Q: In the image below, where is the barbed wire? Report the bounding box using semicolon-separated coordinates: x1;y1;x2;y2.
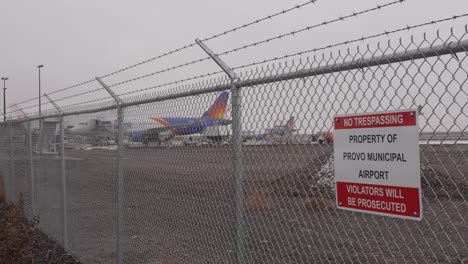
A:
117;70;225;97
11;96;115;118
201;0;318;43
12;0;400;108
216;0;404;58
111;12;468;103
4;96;40;110
105;0;400;89
233;13;468;71
99;0;318;79
48;78;96;96
3;97;57;117
7;71;225;113
5;12;465;116
3;103;41;117
108;57;212;88
7;0;462;115
8;1;318;109
59;96;114;110
4;79;98;113
52;88;104;103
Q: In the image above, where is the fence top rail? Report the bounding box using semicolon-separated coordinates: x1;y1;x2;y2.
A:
4;38;468;123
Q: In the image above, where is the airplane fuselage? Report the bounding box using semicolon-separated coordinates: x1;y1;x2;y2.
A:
156;117;231;135
128;117;232;143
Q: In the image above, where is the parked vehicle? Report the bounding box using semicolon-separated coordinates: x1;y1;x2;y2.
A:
316;132;334;144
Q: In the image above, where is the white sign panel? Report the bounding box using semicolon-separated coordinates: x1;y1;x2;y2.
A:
334;109;422;220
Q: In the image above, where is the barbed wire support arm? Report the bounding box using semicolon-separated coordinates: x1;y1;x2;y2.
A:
96;77;125;264
196;38;245;264
44;93;69;249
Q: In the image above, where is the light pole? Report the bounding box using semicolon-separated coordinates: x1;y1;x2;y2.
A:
1;77;8;122
38;65;44;129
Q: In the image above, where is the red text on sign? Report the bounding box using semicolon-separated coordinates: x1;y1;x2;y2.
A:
336;182;420;218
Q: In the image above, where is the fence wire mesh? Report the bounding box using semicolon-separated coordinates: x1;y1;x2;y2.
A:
64;111;119;263
0;123;12;204
0;26;467;264
11;121;31;218
31;118;64;244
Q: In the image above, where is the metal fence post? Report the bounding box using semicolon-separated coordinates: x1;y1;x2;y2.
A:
15;105;34;216
44;93;68;248
230;79;244;264
9;121;15;204
27;119;35;218
59;115;68;247
96;77;125;264
196;39;245;264
116;105;125;263
39;118;43;155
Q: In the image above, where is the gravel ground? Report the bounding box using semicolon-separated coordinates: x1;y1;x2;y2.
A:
5;143;468;263
0;203;81;264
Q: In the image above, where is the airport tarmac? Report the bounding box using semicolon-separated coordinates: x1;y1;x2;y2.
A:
9;143;468;263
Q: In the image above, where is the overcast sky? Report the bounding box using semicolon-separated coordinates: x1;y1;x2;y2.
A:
1;0;467;116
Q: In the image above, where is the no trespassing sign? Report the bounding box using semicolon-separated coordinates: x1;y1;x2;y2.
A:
334;109;422;220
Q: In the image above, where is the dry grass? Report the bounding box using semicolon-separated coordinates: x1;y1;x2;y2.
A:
245;188;273;212
245;187;336;212
303;197;335;210
0;204;80;264
0;205;32;264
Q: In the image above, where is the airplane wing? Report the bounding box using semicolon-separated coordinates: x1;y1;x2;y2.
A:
144;119;201;134
145;126;172;133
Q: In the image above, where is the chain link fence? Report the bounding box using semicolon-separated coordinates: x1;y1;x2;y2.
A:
0;27;467;264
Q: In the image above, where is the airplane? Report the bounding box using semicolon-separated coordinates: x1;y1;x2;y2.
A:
65;119;114;137
242;116;297;142
132;91;232;145
256;116;296;140
62;118;116;145
61;91;231;145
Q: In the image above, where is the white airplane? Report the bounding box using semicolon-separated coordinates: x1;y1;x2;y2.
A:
65;118;114;138
241;116;297;142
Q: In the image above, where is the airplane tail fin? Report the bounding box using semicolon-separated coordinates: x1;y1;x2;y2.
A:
286;116;294;129
202;91;229;119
